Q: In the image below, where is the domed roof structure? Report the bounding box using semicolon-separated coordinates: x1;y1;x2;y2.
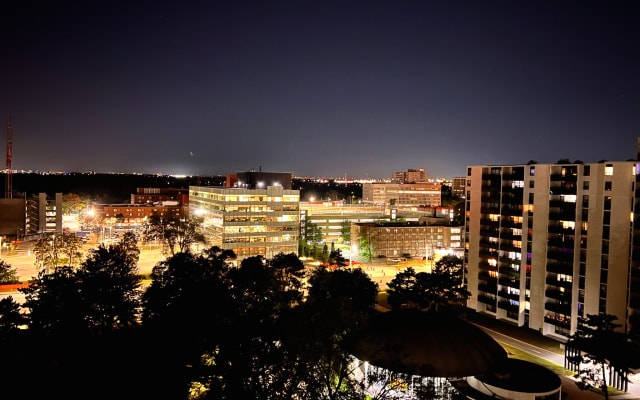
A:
348;309;508;377
473;358;561;393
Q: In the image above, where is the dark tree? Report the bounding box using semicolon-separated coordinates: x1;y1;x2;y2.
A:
328;248;348;268
78;240;142;333
566;313;632;399
20;266;84;337
291;267;379;399
0;260;19;284
423;255;470;312
144;212;206;255
386;256;469;313
194;253;308;399
386;267;418;310
0;296;27;335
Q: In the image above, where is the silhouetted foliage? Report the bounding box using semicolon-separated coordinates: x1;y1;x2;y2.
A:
0;296;27;335
0;260;19;284
566;313;631;399
78;241;142;333
387;256;469;313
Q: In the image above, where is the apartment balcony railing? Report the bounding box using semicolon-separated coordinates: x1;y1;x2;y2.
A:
501;207;523;216
477;294;497;306
544;315;571;329
546;250;575;262
479;219;500;227
546;262;574;276
545;288;571;301
499;232;522;241
548;225;575;235
498;290;520;301
546;277;573;289
544;301;572;315
547;237;575;248
550;173;578;182
548;186;577;196
498;277;520;288
478;283;498;294
498;300;520;313
499;220;523;229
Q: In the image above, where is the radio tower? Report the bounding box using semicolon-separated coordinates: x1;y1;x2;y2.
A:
5;116;13;199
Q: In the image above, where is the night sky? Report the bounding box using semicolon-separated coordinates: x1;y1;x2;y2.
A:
2;1;639;179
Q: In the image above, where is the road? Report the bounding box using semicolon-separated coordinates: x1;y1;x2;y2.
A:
1;240;166;305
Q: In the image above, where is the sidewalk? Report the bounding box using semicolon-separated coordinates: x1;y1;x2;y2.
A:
465;311;640;399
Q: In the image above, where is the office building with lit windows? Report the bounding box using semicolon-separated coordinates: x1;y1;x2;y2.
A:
465;161;640;340
362;182;442;208
189;171;300;260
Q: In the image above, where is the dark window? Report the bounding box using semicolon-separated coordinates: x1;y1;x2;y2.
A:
584;165;590;176
583;181;589;190
605;181;612;191
604;196;612;211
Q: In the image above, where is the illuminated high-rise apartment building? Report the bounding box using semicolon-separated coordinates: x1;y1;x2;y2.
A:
189;171;300;259
465;161;640;340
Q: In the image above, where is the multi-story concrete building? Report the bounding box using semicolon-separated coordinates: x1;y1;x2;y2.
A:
189;171;300;260
452;176;466;199
391;168;428;183
300;201;434;244
351;220;463;260
362;182;442;209
130;187;189;206
465;161;640;340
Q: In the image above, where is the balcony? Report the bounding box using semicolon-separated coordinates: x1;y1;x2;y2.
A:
546;262;574;275
499;231;522;241
546;249;575;262
499;243;521;253
548;186;577;196
545;288;571;301
498;290;520;301
547;236;575;248
498;300;520;313
498;277;520;288
545;301;572;315
546;277;573;289
550;173;578;182
477;294;497;306
501;206;523;216
544;315;571;329
500;219;523;229
498;265;520;277
548;225;575;235
478;283;498;294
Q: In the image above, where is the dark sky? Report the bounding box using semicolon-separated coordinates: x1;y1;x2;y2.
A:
2;1;639;179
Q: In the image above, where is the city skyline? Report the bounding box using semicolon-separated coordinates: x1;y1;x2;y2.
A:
2;1;639;178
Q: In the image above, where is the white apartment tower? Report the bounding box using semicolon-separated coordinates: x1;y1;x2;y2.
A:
465;161;640;340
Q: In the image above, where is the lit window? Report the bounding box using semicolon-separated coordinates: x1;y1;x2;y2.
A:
605;164;613;176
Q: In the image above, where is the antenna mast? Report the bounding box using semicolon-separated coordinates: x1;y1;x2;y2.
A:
5;116;13;199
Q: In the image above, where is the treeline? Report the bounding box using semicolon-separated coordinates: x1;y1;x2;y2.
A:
7;172;364;204
0;234;381;399
9;173;225;203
